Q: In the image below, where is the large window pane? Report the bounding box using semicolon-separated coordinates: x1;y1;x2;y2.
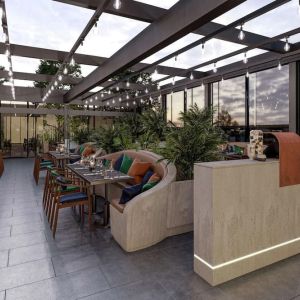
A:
249;65;289;127
187;85;205;109
166;91;184;126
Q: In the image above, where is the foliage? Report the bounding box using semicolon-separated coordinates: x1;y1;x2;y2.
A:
158;105;225;181
34;60;81;88
218;109;239;126
69;116;89;144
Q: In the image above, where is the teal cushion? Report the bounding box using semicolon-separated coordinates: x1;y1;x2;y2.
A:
119;155;133;174
141;181;158;192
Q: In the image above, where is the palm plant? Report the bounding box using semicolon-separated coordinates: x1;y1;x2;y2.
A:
159;104;225;181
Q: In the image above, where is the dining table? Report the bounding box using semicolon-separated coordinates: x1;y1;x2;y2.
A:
66;163;132;226
48;151;81;169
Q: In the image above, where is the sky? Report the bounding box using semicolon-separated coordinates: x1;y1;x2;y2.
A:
1;0;300;89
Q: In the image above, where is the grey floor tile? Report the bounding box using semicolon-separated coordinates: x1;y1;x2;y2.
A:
11;222;45;236
173;288;230;300
0;291;4;300
81;280;171;300
0;213;42;227
6;267;109;300
12;207;42;217
0;250;8;268
0;258;54;291
0;231;46;251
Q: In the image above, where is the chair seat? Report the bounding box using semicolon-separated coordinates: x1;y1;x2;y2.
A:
41;161;53;166
60;192;88;204
111;198;125;213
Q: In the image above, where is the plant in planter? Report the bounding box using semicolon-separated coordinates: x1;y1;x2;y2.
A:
159;104;224;181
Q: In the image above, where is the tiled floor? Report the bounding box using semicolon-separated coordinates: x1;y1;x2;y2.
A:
0;159;300;300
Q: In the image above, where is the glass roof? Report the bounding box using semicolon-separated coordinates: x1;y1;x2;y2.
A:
133;0;179;9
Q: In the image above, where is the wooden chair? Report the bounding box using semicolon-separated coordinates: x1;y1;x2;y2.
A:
33;154;54;185
49;173;92;238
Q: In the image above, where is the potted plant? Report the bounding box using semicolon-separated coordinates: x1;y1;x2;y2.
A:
158;105;225;229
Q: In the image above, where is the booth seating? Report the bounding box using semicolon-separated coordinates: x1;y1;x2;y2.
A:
96;150;190;252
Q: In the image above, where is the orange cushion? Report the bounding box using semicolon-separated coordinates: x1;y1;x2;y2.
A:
148;173;161;183
82;146;95;157
128;159;152;184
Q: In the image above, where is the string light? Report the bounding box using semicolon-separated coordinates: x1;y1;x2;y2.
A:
8;69;12;76
116;86;120;92
201;43;205;55
172;77;175;85
119;97;122;102
238;24;245;41
243;52;248;64
89;98;93;103
133;101;136;105
112;99;115;104
126;81;130;88
108;89;111;95
135;91;139;97
246;70;249;78
113;0;122;10
58;74;63;81
284;37;290;52
157;84;160;90
145;87;149;94
126;93;129;100
70;57;75;66
63;67;68;75
95;95;98;100
5;48;9;57
101;93;104;98
126;102;129;107
106;101;109;106
54;80;58;86
154;67;158;75
213;62;218;73
190;72;194;80
278;61;282;71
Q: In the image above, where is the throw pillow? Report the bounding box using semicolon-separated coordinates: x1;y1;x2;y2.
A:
141;170;154;186
119;184;143;204
128;159;152;184
141;173;161;192
113;154;124;171
120;154;133;174
79;145;85;155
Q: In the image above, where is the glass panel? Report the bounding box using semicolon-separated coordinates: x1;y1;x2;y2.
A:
166;94;172;123
171;91;184;126
134;0;179;9
187;85;205;109
218;76;245;126
249;65;289;127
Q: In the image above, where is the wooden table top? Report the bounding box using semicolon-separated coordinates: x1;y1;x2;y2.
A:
66;164;132;186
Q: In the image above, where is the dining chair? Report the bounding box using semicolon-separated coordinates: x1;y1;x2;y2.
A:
33;154;54;185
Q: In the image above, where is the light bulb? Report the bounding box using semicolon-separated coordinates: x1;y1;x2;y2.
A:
51;86;54;91
8;69;12;76
113;0;122;10
108;89;111;95
63;67;68;75
278;61;282;71
5;49;9;57
213;62;218;73
126;81;130;87
133;101;136;105
172;77;175;85
238;25;245;41
157;85;160;90
140;98;144;103
95;95;98;100
145;88;149;94
126;102;129;107
284;37;290;52
246;70;249;78
85;100;88;104
54;80;58;86
112;99;115;104
190;72;194;80
89;98;93;103
106;101;109;106
201;43;205;55
135;91;139;97
58;74;63;81
221;76;224;82
95;105;98;108
126;94;129;100
101;93;104;98
116;86;120;91
70;57;75;66
119;97;122;102
154;68;158;75
243;52;248;64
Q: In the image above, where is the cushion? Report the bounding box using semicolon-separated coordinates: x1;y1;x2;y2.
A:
60;192;88;204
233;145;244;155
142;181;159;192
82;146;95;158
79;145;85;154
56;176;72;185
113;154;124;171
141;170;154;186
61;185;80;192
119;154;133;174
40;161;53;166
103;158;112;168
128;159;152;184
119;183;143;204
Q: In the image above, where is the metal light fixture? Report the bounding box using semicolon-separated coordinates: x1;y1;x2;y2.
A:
243;52;248;64
213;62;218;73
278;61;282;71
113;0;122;10
190;72;194;80
238;24;245;41
284;37;290;52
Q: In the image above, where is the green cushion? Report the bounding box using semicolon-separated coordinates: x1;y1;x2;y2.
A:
61;185;79;192
79;145;85;154
50;170;59;177
103;159;111;168
142;181;158;192
233;145;244;155
119;154;133;174
41;161;53;166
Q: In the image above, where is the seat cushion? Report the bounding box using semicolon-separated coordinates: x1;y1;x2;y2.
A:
119;184;143;205
56;176;72;185
61;185;80;193
60;192;88;204
141;173;161;192
111;198;125;213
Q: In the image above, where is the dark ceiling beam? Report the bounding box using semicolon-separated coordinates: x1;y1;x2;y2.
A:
64;0;245;102
54;0;287;53
0;85;64;103
0;42;199;78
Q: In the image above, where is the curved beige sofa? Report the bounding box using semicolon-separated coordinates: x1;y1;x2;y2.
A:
96;150;191;252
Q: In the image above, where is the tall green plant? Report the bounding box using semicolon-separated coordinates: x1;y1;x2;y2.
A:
159;105;224;181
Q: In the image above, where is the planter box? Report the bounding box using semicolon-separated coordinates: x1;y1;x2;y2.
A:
167;179;194;230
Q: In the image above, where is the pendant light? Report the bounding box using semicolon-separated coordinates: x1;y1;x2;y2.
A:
213;62;218;73
113;0;122;10
243;52;248;64
238;24;245;41
284;37;290;52
278;61;282;71
190;72;194;80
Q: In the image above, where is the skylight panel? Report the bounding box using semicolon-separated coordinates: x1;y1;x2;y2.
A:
133;0;179;9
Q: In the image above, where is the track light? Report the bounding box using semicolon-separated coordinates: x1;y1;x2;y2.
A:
284;37;290;52
113;0;122;10
238;24;245;41
243;52;248;64
278;61;282;71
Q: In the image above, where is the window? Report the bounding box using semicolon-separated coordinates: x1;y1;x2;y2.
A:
187;85;205;109
249;65;289;127
166;91;184;126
